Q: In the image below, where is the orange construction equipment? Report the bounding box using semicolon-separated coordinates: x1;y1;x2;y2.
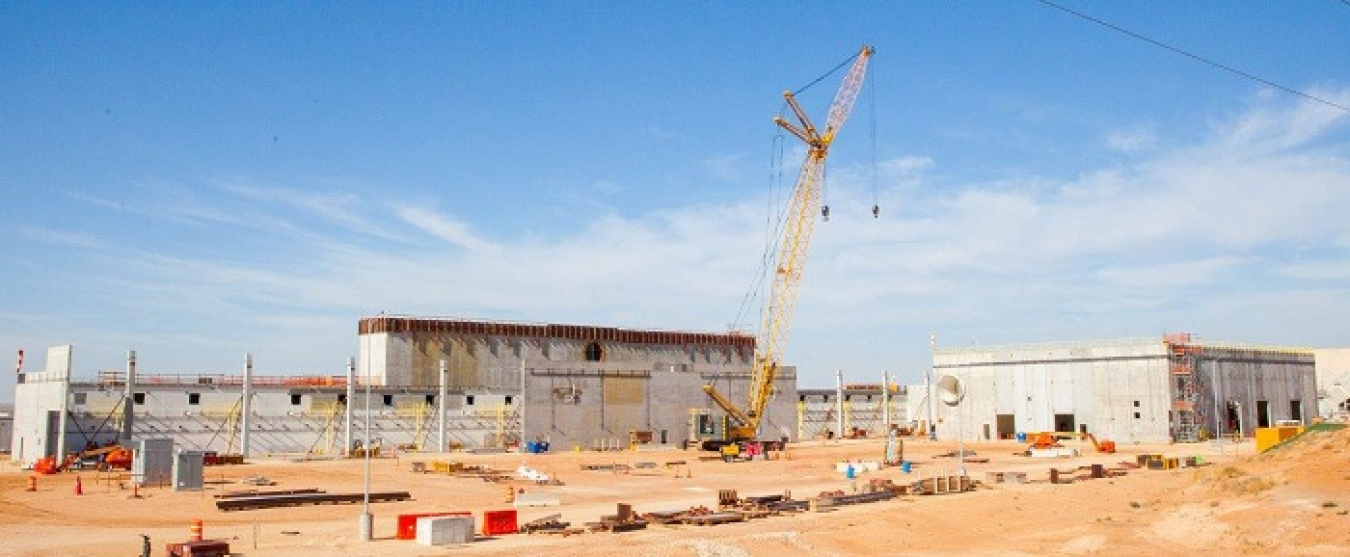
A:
1026;431;1116;453
1029;432;1060;449
32;456;59;475
1083;433;1116;454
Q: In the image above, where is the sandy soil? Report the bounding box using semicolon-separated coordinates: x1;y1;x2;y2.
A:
1;428;1347;556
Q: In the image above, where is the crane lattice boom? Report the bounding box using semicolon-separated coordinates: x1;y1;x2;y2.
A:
706;45;873;443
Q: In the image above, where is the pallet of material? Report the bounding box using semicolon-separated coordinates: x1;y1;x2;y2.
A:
580;463;631;472
215;488;324;499
519;513;571;533
683;512;746;526
642;510;688;524
215;491;412;511
819;490;896;506
766;500;809;513
911;475;973;495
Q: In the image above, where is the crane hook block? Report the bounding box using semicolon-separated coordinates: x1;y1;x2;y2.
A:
821;205;831;221
872;204;880;218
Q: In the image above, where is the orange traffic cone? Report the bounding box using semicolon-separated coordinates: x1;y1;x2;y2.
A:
189;519;203;542
26;475;37;492
74;476;83;495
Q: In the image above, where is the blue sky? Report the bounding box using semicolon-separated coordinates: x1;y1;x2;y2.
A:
3;2;1348;398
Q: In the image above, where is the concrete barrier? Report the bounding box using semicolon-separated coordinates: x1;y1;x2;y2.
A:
416;515;474;546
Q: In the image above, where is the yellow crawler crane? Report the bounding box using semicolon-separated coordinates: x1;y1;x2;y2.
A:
702;45;874;448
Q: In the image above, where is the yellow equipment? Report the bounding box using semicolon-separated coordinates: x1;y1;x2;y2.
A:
702;45;874;448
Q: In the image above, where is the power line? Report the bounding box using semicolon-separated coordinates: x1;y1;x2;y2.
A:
1036;0;1349;113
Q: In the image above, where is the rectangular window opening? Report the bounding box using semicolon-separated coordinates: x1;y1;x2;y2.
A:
188;393;201;405
290;394;302;406
133;392;146;405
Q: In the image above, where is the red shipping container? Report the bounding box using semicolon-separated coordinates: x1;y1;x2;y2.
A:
396;512;472;540
481;509;518;536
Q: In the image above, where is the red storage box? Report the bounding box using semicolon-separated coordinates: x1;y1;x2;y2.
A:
482;509;518;536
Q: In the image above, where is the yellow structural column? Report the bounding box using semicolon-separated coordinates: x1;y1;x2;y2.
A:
844;401;852;436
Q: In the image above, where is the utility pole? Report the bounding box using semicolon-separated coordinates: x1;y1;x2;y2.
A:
439;359;448;454
928;333;937;440
241;354;252;459
359;355;372;542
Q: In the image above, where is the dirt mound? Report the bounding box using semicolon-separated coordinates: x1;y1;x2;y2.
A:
1193;465;1274;496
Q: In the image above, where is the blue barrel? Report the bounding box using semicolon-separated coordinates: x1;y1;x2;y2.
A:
539;442;550;453
526;441;538;453
1016;432;1027;443
901;461;912;474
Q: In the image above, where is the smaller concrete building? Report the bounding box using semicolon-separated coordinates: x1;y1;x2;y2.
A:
931;334;1316;445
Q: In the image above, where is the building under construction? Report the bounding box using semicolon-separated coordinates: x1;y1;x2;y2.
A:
797;383;908;440
929;334;1317;445
9;316;799;466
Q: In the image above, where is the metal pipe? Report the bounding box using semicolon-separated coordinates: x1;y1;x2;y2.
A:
56;347;71;462
881;370;891;433
835;370;844;439
929;333;937;440
122;350;136;444
345;358;355;456
439;359;448;453
241;354;252;459
360;352;372;541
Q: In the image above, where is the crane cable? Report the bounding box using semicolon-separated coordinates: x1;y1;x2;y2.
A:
868;60;880;218
732;128;787;333
733;47;872;331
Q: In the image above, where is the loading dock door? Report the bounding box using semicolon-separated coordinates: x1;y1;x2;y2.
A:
1054;414;1075;433
1256;400;1271;428
995;414;1015;439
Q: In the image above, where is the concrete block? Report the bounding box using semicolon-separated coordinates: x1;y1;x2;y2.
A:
512;492;562;507
416;516;474;546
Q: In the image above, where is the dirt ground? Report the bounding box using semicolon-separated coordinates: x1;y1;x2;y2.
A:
1;428;1347;556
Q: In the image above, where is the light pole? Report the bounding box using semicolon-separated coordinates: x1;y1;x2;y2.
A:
928;333;936;441
358;355;372;542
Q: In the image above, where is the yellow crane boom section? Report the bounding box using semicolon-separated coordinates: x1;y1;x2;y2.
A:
705;45;873;442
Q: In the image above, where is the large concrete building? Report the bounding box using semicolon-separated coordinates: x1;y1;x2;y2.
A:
9;316;798;467
357;315;797;450
929;334;1317;445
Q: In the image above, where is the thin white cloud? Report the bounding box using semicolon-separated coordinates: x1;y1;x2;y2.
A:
701;154;746;182
1105;123;1157;152
1095;257;1251;289
395;206;501;254
15;226;105;248
223;184;406;242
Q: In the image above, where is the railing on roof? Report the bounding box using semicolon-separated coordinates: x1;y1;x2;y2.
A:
934;335;1314;357
357;314;756;349
1186;341;1314;356
92;371;349;387
932;337;1161;356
